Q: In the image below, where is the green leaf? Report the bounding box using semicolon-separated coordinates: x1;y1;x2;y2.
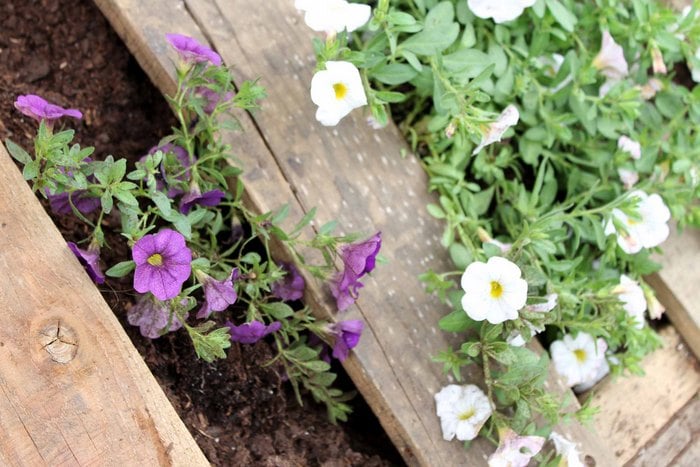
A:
442;49;492;78
106;260;136;278
261;302;295;320
22;160;40;180
374;91;408;103
5;139;32;164
546;0;577;32
438;310;475;333
372;63;418;85
190;326;232;363
449;243;472;270
401;25;460;56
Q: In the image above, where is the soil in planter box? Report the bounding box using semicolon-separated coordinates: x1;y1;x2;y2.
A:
0;1;402;465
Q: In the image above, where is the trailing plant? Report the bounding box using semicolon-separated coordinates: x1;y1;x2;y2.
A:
7;33;383;423
297;0;700;461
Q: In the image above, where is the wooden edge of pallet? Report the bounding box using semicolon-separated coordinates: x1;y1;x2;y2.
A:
582;326;700;464
92;0;618;465
0;143;208;466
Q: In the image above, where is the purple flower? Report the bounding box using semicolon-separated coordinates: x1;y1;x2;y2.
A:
67;242;105;284
48;191;101;215
197;86;234;114
179;189;226;214
14;94;82;123
166;33;222;66
132;229;192;300
271;262;305;301
127;295;185;339
196;269;239;319
330;232;382;311
329;320;364;362
227;320;282;344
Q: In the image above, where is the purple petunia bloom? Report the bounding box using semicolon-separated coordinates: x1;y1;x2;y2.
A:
48;190;101;215
197;86;234;115
179;189;226;214
227;320;282;344
14;94;82;123
166;33;222;66
196;268;239;319
271;262;305;302
329;320;364;362
127;295;185;339
67;242;105;284
330;232;382;311
132;229;192;300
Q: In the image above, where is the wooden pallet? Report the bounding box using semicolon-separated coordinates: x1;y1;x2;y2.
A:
89;0;618;465
0;143;208;465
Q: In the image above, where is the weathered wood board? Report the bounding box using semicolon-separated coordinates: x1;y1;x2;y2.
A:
647;226;700;360
0;143;209;466
91;0;618;465
629;396;700;467
584;326;700;465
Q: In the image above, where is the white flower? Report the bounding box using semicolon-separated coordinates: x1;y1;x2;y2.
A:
651;46;667;75
467;0;536;24
639;78;663;100
604;191;671;255
549;432;585;467
435;384;492;441
310;61;367;126
524;293;558;313
461;256;528;324
617;135;641;160
618;168;639;190
295;0;371;34
645;289;665;320
573;356;610;393
593;31;629;81
472;105;520;155
550;332;608;387
488;428;545;467
614;274;646;329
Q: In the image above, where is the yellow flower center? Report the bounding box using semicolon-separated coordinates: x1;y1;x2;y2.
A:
574;349;587;363
458;408;475;421
333;82;348;100
490;281;504;298
147;253;163;266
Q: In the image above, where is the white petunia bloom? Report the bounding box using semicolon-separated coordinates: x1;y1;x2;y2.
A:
461;256;528;324
435;384;492;441
488;428;545;467
593;31;629;81
295;0;372;34
549;432;585;467
618;168;639;190
573;356;610;393
646;290;665;320
639;78;663;100
310;61;367;126
614;274;647;329
617;135;641;160
604;191;671;255
467;0;536;24
651;46;667;75
550;332;608;387
472;105;520;155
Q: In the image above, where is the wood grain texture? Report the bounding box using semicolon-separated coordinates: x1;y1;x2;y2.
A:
586;326;700;465
0;143;209;466
628;396;700;467
92;0;617;465
646;226;700;359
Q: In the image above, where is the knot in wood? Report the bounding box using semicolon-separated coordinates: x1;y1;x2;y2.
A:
38;320;78;364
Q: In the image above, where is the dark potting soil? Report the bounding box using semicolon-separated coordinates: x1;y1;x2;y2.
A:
0;0;403;465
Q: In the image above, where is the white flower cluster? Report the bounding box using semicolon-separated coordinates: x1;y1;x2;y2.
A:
295;0;370;126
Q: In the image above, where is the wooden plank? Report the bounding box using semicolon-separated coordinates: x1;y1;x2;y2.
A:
585;326;700;465
92;1;618;465
0;143;209;465
647;226;700;359
629;396;700;467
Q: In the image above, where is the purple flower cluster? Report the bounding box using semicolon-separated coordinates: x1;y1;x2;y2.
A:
132;229;192;300
271;262;305;301
166;33;222;66
330;232;382;311
227;320;282;344
67;242;105;284
14;94;82;124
